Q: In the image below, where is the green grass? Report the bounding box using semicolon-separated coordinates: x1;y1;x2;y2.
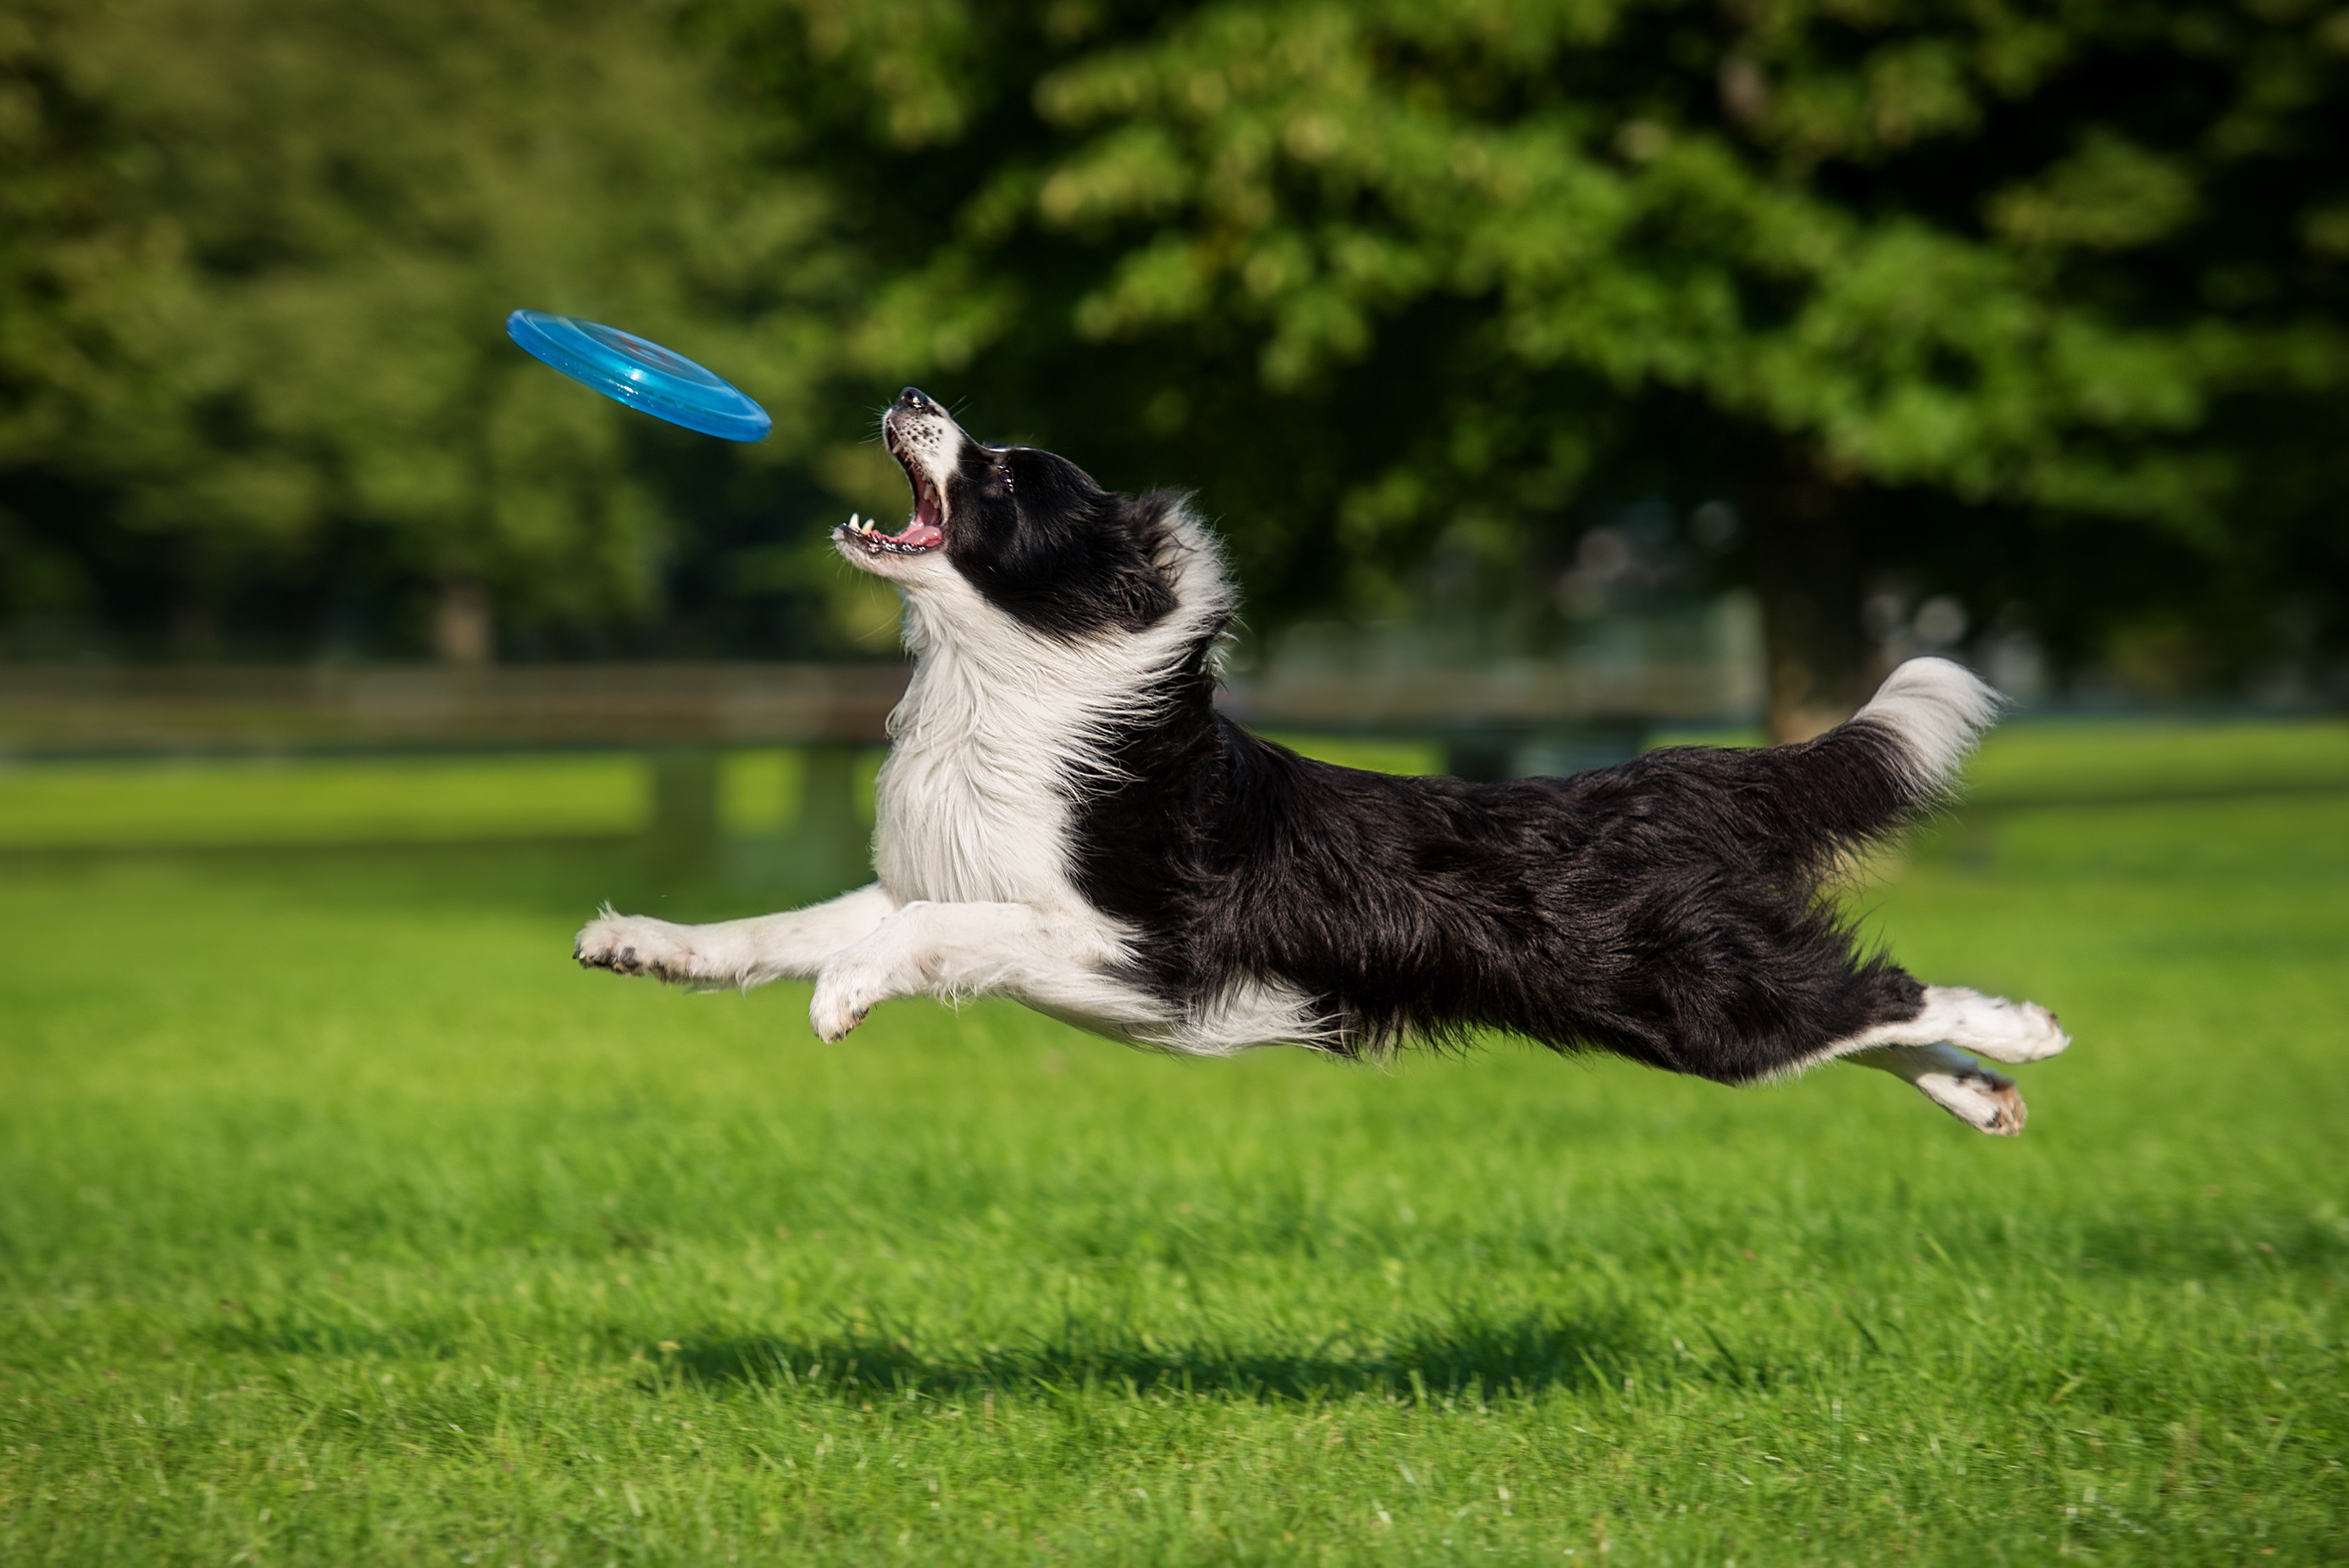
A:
2;724;2346;1564
0;749;890;849
1963;718;2349;804
0;753;649;849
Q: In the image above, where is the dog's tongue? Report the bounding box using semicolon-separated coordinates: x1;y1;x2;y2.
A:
893;485;944;549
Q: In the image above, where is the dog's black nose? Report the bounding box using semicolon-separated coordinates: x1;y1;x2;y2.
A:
897;386;931;412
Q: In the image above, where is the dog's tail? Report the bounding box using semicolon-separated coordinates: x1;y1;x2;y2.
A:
1606;656;2000;876
1765;656;2002;861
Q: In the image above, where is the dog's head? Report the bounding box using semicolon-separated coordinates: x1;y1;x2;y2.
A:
834;387;1181;639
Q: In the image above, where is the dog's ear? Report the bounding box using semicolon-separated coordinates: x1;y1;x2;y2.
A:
1094;492;1180;631
950;448;1177;636
998;447;1099;517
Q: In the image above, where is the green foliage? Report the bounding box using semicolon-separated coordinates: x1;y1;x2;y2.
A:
2;0;2346;680
738;0;2349;681
2;728;2347;1561
1;0;843;652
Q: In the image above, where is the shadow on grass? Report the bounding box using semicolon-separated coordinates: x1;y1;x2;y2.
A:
657;1310;1643;1403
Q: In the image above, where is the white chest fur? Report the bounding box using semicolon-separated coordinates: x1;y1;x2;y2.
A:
869;521;1236;917
873;642;1083;908
853;526;1323;1056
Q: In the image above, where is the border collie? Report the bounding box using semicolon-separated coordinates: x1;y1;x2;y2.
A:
577;387;2070;1133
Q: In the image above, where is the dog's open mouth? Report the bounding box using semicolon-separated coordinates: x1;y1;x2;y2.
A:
838;428;946;556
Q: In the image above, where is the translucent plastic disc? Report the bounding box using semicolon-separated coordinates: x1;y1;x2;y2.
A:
506;310;771;442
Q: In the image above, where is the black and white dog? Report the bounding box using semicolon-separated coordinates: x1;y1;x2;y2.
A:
577;387;2070;1133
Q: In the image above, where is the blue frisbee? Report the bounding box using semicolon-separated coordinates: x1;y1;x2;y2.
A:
505;309;770;442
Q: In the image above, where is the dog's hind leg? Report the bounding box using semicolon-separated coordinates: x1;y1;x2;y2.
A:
1838;984;2070;1064
1847;1042;2028;1135
1816;985;2068;1135
576;883;898;987
806;900;1169;1044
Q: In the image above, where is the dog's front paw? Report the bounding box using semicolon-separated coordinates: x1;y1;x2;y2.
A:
574;912;699;983
808;960;883;1042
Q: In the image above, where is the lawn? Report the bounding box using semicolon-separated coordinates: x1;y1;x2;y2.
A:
1;722;2345;1565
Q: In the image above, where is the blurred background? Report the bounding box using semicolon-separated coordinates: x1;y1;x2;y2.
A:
2;0;2347;861
5;12;2348;1558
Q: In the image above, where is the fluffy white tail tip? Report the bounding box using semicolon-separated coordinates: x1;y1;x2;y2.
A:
1854;656;2002;792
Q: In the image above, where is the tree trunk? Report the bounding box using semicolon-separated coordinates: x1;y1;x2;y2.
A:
169;534;221;658
647;747;721;882
1744;459;1869;744
431;575;494;665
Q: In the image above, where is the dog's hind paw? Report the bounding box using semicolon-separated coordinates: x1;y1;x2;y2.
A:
1916;1060;2027;1136
1848;1041;2032;1135
575;912;701;983
1923;986;2071;1064
1971;997;2070;1064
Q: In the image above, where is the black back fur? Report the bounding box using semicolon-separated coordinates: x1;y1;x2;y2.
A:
937;424;1941;1083
1072;671;1930;1081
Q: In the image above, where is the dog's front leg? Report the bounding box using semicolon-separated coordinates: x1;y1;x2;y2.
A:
576;883;898;988
808;901;1149;1042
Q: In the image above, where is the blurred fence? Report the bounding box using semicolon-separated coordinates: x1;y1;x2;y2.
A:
0;658;1765;877
6;664;2347;905
0;663;911;754
0;658;1760;756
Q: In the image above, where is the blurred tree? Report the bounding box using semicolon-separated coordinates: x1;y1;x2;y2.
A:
0;0;844;660
729;0;2349;731
5;0;2345;716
